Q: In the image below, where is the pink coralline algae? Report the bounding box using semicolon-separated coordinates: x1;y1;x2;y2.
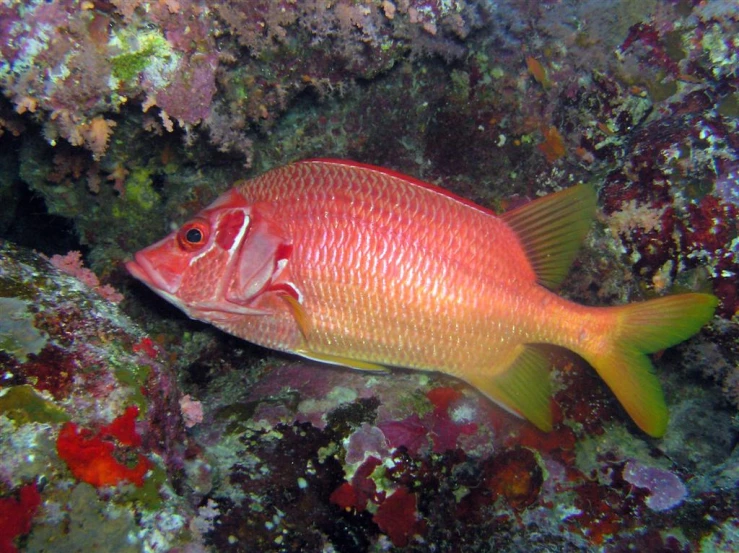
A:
623;460;688;512
48;251;123;304
714;162;739;208
376;387;479;455
345;423;389;465
377;413;429;456
179;394;204;428
0;0;484;161
153;53;218;124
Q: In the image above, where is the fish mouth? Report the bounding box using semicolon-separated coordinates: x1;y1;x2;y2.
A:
125;257;148;283
125;252;181;295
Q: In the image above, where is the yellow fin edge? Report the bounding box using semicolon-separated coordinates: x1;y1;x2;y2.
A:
464;345;553;432
295;349;390;372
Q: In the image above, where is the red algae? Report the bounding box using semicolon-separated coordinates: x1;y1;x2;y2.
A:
372;487;424;547
132;337;160;360
0;483;41;553
329;456;382;513
485;448;544;510
56;406;151;488
13;345;76;400
426;386;463;411
329;482;363;513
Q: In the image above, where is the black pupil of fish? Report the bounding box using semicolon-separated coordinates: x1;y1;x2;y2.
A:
186;228;203;243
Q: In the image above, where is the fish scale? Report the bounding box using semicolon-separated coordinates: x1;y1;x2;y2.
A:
233;163;572;383
127;159;718;437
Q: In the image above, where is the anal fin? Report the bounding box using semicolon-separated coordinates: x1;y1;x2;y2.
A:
464;345;553;432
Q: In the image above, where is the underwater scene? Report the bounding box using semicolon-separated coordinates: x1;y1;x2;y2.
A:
0;0;737;551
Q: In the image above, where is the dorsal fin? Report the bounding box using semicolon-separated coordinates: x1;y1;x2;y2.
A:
501;183;597;289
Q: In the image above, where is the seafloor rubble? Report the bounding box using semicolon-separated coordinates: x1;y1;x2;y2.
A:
1;0;738;552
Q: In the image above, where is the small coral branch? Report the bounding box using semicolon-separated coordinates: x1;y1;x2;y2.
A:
48;251;124;304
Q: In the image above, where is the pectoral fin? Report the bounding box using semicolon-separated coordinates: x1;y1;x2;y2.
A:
295;349;390;372
279;293;311;341
465;345;553;432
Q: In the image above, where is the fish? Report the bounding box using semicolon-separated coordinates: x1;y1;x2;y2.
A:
126;159;717;437
526;56;550;89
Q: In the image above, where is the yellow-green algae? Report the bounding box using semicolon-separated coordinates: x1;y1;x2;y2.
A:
114;364;152;412
0;385;70;424
0;297;47;360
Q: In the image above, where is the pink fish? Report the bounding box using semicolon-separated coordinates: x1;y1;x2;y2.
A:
127;159;717;437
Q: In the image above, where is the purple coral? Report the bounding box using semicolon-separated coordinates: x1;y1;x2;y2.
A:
623;460;688;512
345;423;390;464
154;53;218;124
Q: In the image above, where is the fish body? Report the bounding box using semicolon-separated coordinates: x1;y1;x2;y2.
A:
127;159;717;436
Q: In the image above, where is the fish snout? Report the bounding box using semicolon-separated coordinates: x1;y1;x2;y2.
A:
126;248;184;296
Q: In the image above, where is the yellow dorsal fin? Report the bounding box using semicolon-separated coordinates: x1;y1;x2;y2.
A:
464;345;553;431
295;349;390;372
502;183;597;289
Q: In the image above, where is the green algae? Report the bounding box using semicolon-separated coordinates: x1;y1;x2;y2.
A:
0;385;70;424
215;401;260;435
398;389;434;418
114;364;151;412
646;75;678;102
127;462;167;510
717;93;739;117
26;483;139;553
0;275;36;301
113;167;160;218
0;297;47;360
111;32;172;84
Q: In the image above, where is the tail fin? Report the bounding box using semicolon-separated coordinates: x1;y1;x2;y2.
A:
582;293;718;437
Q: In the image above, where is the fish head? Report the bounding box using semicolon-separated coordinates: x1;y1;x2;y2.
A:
126;188;294;324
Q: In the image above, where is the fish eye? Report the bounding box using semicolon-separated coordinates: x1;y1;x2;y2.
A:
177;219;210;252
186;228;202;243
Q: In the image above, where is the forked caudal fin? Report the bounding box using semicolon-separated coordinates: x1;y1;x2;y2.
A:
582;292;718;437
468;293;718;437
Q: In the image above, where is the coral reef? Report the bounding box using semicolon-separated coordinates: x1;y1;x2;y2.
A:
0;0;738;551
187;356;736;552
0;242;211;551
